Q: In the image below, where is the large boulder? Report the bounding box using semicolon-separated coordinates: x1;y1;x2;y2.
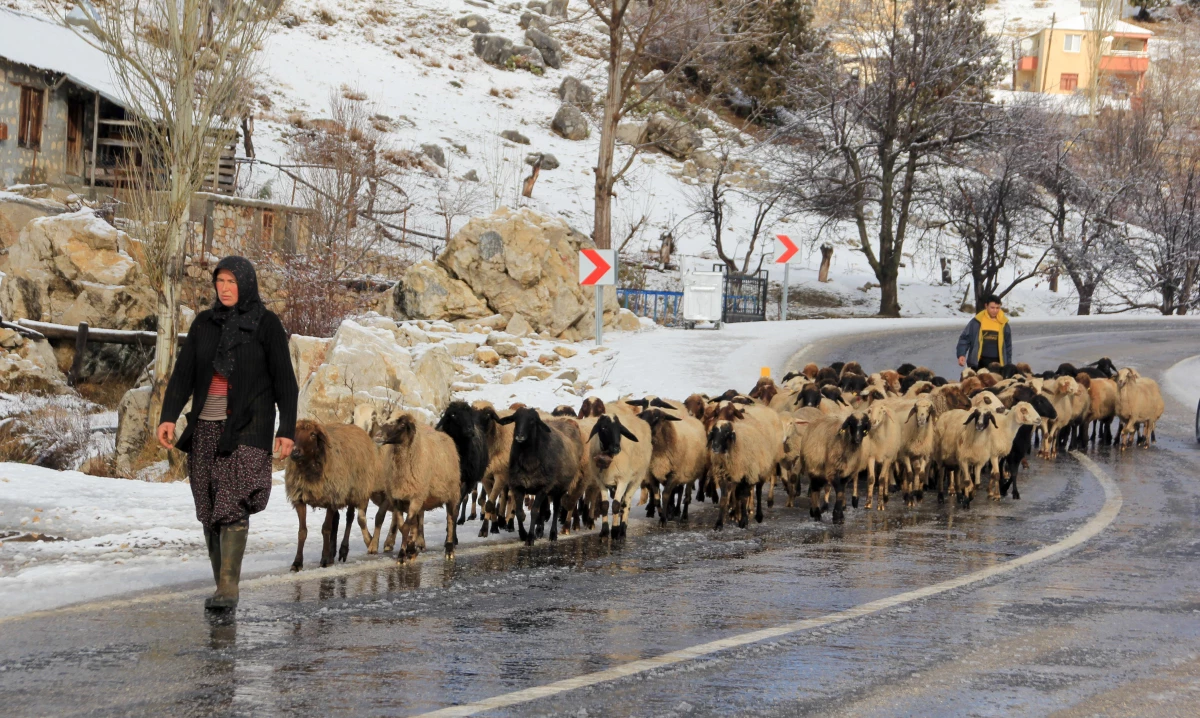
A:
395;260;492;322
0;331;67;393
547;0;569;18
557;76;594;110
645;112;703;160
297;319;457;427
289;334;332;386
439;207;617;337
456;13;491;33
510;45;545;71
552;104;589;141
0;210;156;330
519;11;550;32
524;28;563;69
0;193;66;273
473;34;514;65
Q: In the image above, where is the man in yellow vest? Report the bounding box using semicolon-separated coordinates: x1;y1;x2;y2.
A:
956;294;1012;370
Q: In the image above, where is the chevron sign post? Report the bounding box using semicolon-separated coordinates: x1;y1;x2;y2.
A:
774;234;798;321
580;248;616;346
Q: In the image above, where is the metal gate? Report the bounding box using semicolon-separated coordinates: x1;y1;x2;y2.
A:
715;264;768;323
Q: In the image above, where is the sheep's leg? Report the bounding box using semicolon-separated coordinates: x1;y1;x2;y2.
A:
416;515;427;552
714;480;731;531
808;477;826;521
754;481;764;524
1147;419;1158;447
469;487;478;521
384;510;401;553
356;503;374;555
291;503;307;572
445;502;457;559
851;467;861;509
515;491;534;545
598;496;611;538
658;480;674;526
765;469;776;509
864;462;876;511
337;506;353;562
878;461;893;510
456;493;468;526
683;482;693;521
831;475;848;524
320;507;338;568
988;457;1003;500
366;500;388;554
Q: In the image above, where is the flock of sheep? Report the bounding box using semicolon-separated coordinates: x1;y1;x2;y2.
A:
281;357;1165;568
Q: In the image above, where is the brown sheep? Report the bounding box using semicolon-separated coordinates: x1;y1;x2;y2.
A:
1115;368;1164;450
878;369;901;395
641;407;709;522
579;397;606;418
931;384;972;414
748;376;780;406
683;393;707;421
377;414;461;562
285;420;386;571
475;403;515;537
1084;376;1119;445
802;362;820;379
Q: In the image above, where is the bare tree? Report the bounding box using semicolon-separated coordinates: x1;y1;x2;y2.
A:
582;0;758;251
433;162;486;245
61;0;278;450
935;110;1049;307
782;0;1003;316
1085;0;1121;115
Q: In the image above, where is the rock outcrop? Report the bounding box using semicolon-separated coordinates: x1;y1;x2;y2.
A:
0;193;66;273
524;28;562;69
457;13;491;33
395;260;492;322
0;210;156;330
645;113;703;160
439;207;617;337
473;33;514;65
557;76;594;110
0;329;67;393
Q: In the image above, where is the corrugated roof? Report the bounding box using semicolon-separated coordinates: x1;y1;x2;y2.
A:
0;9;127;108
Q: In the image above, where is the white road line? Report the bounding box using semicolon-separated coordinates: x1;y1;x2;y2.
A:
414;451;1123;718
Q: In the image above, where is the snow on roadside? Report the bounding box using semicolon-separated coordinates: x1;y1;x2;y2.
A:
1162;354;1200;411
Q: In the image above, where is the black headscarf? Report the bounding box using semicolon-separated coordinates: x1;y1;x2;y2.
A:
210;256;266;379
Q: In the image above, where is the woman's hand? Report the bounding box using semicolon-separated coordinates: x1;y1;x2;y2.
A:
274;437;294;460
156;422;176;450
957;356;967;367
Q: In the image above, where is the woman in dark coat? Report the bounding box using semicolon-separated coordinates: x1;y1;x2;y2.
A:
157;256;298;611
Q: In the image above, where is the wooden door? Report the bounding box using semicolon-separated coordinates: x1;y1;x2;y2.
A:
66;98;85;176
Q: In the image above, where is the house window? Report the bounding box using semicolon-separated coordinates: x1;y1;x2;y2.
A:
17;86;44;149
262;209;275;242
1060;73;1079;91
1064;34;1082;53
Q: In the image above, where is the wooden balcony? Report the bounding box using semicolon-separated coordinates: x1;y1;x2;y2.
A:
1017;55;1038;71
1100;52;1149;74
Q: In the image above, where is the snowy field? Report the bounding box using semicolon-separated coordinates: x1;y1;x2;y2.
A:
1;313;1189;618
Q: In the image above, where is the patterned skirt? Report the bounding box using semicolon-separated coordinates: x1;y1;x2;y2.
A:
188;419;273;529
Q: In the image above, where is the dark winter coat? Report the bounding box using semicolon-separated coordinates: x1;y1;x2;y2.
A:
160;258;298;456
955;310;1013;367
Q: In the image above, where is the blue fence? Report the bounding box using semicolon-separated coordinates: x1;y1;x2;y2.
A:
617;289;684;325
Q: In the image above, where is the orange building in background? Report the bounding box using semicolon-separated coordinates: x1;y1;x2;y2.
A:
1014;14;1152;98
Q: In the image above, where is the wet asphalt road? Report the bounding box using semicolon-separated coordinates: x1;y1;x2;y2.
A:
3;320;1200;717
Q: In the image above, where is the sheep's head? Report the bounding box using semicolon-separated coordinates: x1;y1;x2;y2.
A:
840;374;868;393
906;398;935;427
962;409;997;432
497;407;546;445
377;414;418;447
1116;367;1140;387
639;408;681;433
1011;402;1043;427
290;419;328;463
579;397;606;418
839;413;871;446
683;394;706;421
802;362;820;379
1030;394;1058;421
1092;357;1117;377
552;405;578;417
821;385;848;406
436;401;476;435
708;420;736;454
795;385;823;408
971;390;1002;410
589;415;639;468
865;403;890;428
750;377;778;406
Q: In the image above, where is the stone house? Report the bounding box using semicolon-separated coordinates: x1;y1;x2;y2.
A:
0;9;235;193
188;192;313;262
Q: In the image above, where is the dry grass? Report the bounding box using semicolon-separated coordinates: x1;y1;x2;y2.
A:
314;7;337;25
77;375;137;410
0;396;100;471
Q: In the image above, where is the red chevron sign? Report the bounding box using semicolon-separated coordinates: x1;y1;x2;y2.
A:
774;234;798;264
579;248;615;286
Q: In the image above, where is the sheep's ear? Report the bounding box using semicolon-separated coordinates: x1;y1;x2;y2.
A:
650;397;674;409
963;410;980;426
906;405;919;421
625;398;649;409
663;413;681;422
588;420;604;440
496;414;516;425
313;424;328;454
835;395;848;406
985;412;998;429
618;420;640;442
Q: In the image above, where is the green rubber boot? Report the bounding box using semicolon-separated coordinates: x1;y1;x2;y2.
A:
203;527;222;585
204;521;248;611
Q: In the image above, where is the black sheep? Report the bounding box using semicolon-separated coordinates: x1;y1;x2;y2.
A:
436;402;490;525
497;408;584;545
1000;388;1057;500
896;363;917;376
794;384;823;408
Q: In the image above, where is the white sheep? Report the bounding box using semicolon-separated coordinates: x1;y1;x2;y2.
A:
1115;368;1164;450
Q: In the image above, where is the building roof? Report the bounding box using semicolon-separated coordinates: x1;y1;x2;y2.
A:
1049;15;1154;37
0;9;127;107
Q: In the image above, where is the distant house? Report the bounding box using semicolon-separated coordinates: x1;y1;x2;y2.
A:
1014;13;1153;98
0;9;235;193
